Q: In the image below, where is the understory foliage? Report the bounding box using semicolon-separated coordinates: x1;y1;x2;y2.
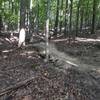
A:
0;0;100;35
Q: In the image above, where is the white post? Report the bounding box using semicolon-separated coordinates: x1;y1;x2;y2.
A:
18;28;26;47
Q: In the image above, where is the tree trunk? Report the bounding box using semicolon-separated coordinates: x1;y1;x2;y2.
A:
76;0;81;37
54;0;60;34
59;0;63;33
80;8;84;32
45;0;50;62
35;0;39;34
69;0;73;39
80;6;84;33
20;0;26;28
64;0;68;36
0;15;3;32
91;0;97;34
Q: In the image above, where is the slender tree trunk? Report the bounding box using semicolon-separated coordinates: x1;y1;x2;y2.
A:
12;0;14;14
91;0;97;34
29;0;33;35
35;0;39;34
64;0;68;36
76;0;81;37
20;0;26;28
18;0;26;47
84;0;89;34
54;0;60;34
45;0;50;62
0;15;3;32
59;0;63;33
80;6;84;33
69;0;73;39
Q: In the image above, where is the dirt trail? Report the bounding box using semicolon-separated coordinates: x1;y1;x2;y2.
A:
0;38;100;99
35;41;100;72
49;42;98;71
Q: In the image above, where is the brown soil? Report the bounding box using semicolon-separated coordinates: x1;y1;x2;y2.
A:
0;37;100;100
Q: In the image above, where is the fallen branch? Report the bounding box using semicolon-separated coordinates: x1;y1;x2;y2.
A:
0;76;35;97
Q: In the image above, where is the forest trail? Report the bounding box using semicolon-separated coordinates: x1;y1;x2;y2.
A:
0;38;100;99
49;42;100;71
33;40;100;72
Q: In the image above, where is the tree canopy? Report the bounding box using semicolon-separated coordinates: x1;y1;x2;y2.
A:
0;0;100;35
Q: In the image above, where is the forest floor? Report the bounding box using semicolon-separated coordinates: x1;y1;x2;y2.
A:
0;35;100;100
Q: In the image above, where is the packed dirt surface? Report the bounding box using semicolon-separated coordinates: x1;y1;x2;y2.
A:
55;39;100;70
0;36;100;100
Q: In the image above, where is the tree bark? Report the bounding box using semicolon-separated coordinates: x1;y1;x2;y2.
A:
80;5;84;33
45;0;50;62
76;0;81;37
69;0;73;39
20;0;26;28
91;0;97;34
0;15;3;32
64;0;68;36
54;0;60;34
59;0;63;33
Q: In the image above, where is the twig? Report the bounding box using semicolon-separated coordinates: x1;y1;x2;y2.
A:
0;76;35;97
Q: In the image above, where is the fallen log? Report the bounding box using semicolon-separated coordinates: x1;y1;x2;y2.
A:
0;76;35;97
